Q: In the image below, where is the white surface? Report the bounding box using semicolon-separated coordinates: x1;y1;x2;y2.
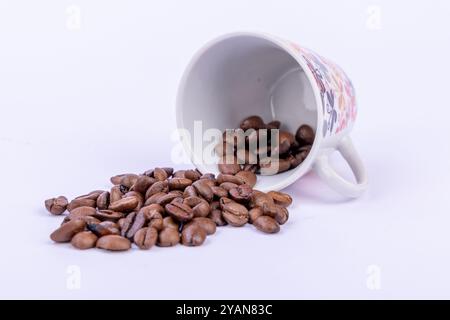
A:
1;0;450;299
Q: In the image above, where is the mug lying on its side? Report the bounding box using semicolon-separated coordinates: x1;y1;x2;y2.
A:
176;32;368;198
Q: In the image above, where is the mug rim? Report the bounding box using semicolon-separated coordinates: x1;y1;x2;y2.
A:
176;31;324;191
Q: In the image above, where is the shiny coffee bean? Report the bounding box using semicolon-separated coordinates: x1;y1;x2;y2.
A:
183;185;198;198
130;175;155;194
200;173;215;180
93;210;124;221
240;115;266;130
249;190;274;208
192;180;214;202
296;124;315;145
220;198;249;227
125;211;147;239
253;216;280;234
229;184;253;202
67;198;96;212
184;170;201;181
218;161;241;175
210;186;228;198
71;231;98;249
181;224;206;246
216;174;243;185
156;193;179;206
144;192;166;205
87;221;120;237
110;174;128;185
108;196;138;212
45;196;69;215
266;120;281;130
50;220;86;243
168;178;193;190
192;201;210;218
157;228;180;247
119;174;139;189
145;180;169;199
110;185;124;204
153;167;168;181
165;202;194;222
219;182;239;191
235;171;257;187
248;207;264;224
96;235;131;251
259;158;291;175
267;191;293;207
134;227;158;250
75;190;103;201
163;216;179;229
190;217;216;235
67;206;97;220
96;191;110;210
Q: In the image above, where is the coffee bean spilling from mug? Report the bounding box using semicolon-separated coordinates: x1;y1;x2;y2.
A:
45;167;293;251
216;115;315;176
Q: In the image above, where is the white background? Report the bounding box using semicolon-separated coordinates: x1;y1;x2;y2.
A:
1;0;450;299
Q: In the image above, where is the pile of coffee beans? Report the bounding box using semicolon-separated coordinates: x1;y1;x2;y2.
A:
45;167;293;251
216;115;315;175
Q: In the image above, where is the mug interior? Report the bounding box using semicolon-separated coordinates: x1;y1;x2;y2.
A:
177;34;319;191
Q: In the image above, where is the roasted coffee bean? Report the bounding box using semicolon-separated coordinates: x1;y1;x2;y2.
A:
262;204;289;225
96;191;110;210
75;190;103;201
87;221;120;237
71;231;98;249
157;228;180;247
125;211;147;239
184;170;201;181
266;120;281;130
210;186;228;198
120;212;136;237
169;190;184;197
249;190;274;208
153;167;168;181
67;206;97;220
144;192;166;205
110;185;124;204
163;216;179;229
218;161;241;175
165;202;194;222
67;198;96;212
45;196;68;215
267;191;293;207
64;215;101;225
192;201;210;218
110;174;128;185
229;184;253;202
259;158;291;175
200;173;215;180
126;191;144;209
162;167;174;177
134;227;158;250
50;220;86;243
296;124;315;145
219;182;239;191
182;196;203;207
118;218;126;230
220;198;249;227
216;174;243;185
93;210;124;221
190;217;216;235
240;115;266;130
119;174;139;189
192;180;214;202
156;193;179;206
235;171;257;187
172;170;186;178
248;207;264;224
96;235;131;251
253;216;280;234
215;141;234;157
130;175;155;194
183;185;198;198
208;207;227;227
108;196;139;212
140;203;165;216
148;213;164;231
168;178;193;190
181;224;206;246
145;180;169;199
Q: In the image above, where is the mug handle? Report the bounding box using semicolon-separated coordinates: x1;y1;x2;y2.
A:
313;136;368;198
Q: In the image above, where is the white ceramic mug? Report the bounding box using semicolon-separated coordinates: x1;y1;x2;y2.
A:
176;32;368;198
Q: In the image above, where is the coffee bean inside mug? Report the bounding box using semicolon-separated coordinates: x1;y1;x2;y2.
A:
216;115;315;176
45;165;294;252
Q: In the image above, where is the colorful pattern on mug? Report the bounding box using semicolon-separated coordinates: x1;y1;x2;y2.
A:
289;42;357;137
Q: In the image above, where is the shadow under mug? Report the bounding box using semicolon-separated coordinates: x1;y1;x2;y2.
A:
176;32;368;198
